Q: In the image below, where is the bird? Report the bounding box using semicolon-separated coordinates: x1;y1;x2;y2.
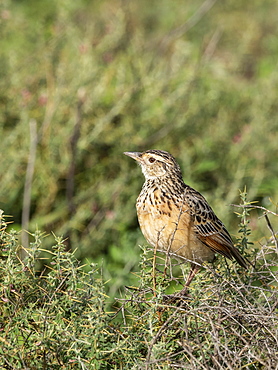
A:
124;149;247;296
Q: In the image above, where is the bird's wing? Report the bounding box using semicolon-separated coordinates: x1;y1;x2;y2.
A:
183;186;247;268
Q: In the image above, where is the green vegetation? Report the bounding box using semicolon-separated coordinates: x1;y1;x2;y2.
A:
0;0;278;367
0;197;277;368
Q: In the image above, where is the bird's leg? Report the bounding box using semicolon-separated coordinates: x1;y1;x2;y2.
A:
178;263;201;296
161;263;201;306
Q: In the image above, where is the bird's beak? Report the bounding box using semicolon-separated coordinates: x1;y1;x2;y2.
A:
124;152;143;162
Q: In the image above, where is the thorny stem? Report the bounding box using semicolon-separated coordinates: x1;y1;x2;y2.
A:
264;213;278;251
231;203;278;217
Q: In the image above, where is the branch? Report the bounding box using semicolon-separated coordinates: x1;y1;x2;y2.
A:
264;213;278;250
160;0;218;49
22;119;38;250
231;204;278;217
65;89;86;249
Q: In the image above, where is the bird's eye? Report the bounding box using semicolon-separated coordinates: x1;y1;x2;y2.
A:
148;157;156;163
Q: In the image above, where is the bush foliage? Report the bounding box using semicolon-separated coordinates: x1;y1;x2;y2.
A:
1;195;277;368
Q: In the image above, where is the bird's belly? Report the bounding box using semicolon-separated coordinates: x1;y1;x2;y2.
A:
137;206;214;264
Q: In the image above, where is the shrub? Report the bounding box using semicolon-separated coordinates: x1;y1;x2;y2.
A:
1;192;277;369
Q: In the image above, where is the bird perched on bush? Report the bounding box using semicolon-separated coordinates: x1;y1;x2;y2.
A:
124;149;247;295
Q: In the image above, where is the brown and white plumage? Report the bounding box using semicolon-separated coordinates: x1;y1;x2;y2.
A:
124;149;247;293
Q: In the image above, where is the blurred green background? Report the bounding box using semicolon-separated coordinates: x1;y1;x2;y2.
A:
1;0;277;296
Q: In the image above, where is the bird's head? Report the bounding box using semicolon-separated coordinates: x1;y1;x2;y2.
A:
124;150;182;180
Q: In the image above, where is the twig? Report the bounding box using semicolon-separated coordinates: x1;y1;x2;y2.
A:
145;306;181;366
0;209;4;229
202;28;222;62
22;119;38;250
152;231;160;297
231;204;278;217
264;213;278;251
65;89;86;249
160;0;218;50
232;203;278;251
66;90;85;216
